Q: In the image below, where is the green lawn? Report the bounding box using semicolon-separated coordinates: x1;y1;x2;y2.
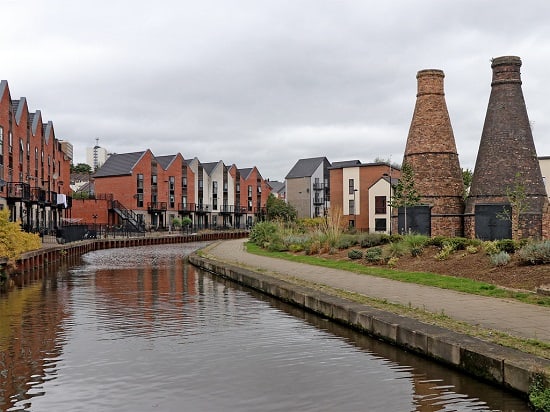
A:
245;242;550;307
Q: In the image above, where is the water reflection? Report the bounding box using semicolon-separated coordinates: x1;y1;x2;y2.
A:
0;244;528;411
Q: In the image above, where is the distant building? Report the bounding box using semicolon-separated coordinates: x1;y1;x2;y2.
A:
86;140;110;171
329;161;399;232
285;157;331;218
266;180;285;199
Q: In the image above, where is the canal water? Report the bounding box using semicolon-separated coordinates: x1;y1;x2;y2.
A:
0;243;529;411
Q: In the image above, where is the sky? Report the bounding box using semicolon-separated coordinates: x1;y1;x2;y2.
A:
2;0;550;181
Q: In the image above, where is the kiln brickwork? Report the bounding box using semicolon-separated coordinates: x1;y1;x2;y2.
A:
465;56;548;239
404;69;464;237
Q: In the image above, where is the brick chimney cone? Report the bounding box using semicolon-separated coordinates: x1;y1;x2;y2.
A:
465;56;548;239
403;69;465;237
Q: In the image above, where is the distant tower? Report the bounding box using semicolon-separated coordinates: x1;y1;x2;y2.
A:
403;69;464;236
465;56;547;239
93;138;99;171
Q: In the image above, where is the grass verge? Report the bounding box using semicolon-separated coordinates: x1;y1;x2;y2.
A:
245;242;550;307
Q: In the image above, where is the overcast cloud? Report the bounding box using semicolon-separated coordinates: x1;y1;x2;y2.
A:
2;0;550;180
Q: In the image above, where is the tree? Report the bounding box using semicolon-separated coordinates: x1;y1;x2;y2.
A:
0;209;41;265
71;163;92;174
388;162;420;234
266;194;297;222
497;172;528;240
462;168;473;199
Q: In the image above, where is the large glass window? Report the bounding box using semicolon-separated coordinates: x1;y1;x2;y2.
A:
375;218;387;232
348;179;355;194
375;196;387;214
349;199;355;215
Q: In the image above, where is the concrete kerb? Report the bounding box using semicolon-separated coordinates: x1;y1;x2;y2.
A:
189;251;550;397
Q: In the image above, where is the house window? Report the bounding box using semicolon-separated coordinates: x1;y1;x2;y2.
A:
169;176;175;191
248;185;252;197
0;127;3;165
375;218;387;232
137;173;144;189
151;174;157;185
236;183;240;192
169;194;175;209
213;197;218;210
349;199;355;215
348;179;355;194
19;139;24;163
375;196;387;214
213;181;218;194
182;176;187;188
137;193;143;208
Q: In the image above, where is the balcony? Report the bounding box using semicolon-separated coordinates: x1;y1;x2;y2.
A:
313;197;325;205
6;182;31;201
147;202;167;213
30;187;47;204
313;182;325;190
178;202;195;213
195;204;211;213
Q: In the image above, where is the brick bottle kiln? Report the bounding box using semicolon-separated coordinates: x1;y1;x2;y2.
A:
403;69;465;237
465;56;548;240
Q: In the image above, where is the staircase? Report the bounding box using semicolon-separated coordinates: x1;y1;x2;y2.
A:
109;200;146;232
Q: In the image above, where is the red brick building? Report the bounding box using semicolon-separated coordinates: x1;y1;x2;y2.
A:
0;80;73;232
329;161;399;232
72;151;271;230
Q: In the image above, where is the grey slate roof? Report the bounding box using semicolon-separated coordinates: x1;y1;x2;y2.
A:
0;80;7;100
93;151;146;177
156;154;177;170
285;157;330;179
330;160;362;169
267;180;285;193
238;167;253;179
201;161;220;175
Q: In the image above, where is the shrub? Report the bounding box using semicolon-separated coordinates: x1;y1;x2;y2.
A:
348;249;363;259
490;251;511;267
249;221;278;247
364;247;383;263
482;241;499;256
517;240;550;265
387;256;399;268
496;239;518;254
435;242;455;261
403;234;429;257
359;233;384;248
336;234;359;249
466;245;478;254
529;373;550;412
388;241;407;257
0;209;41;263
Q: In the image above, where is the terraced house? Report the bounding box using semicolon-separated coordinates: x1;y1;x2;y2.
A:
0;80;73;233
71;150;271;231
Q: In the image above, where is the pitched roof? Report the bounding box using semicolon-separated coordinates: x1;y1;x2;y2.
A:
201;161;221;175
285;157;330;179
238;167;253;180
267;180;285;193
156;154;177;169
93;151;146;177
0;80;8;101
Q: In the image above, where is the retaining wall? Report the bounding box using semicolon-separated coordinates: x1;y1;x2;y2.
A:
10;231;249;275
189;253;550;398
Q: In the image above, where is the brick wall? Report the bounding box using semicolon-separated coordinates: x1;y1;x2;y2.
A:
404;69;465;237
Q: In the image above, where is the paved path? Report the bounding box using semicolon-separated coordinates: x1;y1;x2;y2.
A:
205;239;550;343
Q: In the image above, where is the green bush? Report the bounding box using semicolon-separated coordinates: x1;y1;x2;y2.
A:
364;247;383;263
435;243;455;260
249;221;278;247
348;249;363;259
529;373;550;412
482;241;499;256
496;239;518;254
388;241;407;257
490;251;511;267
359;233;385;248
466;245;478;254
403;234;429;257
517;240;550;265
336;234;359;249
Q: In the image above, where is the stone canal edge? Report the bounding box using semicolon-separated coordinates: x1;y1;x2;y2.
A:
189;247;550;399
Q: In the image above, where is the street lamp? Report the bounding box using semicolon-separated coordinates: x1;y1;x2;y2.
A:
383;172;392;235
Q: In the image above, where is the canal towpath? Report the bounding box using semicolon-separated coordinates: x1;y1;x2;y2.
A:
203;238;550;343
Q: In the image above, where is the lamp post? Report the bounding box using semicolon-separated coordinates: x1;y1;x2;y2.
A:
352;188;358;229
